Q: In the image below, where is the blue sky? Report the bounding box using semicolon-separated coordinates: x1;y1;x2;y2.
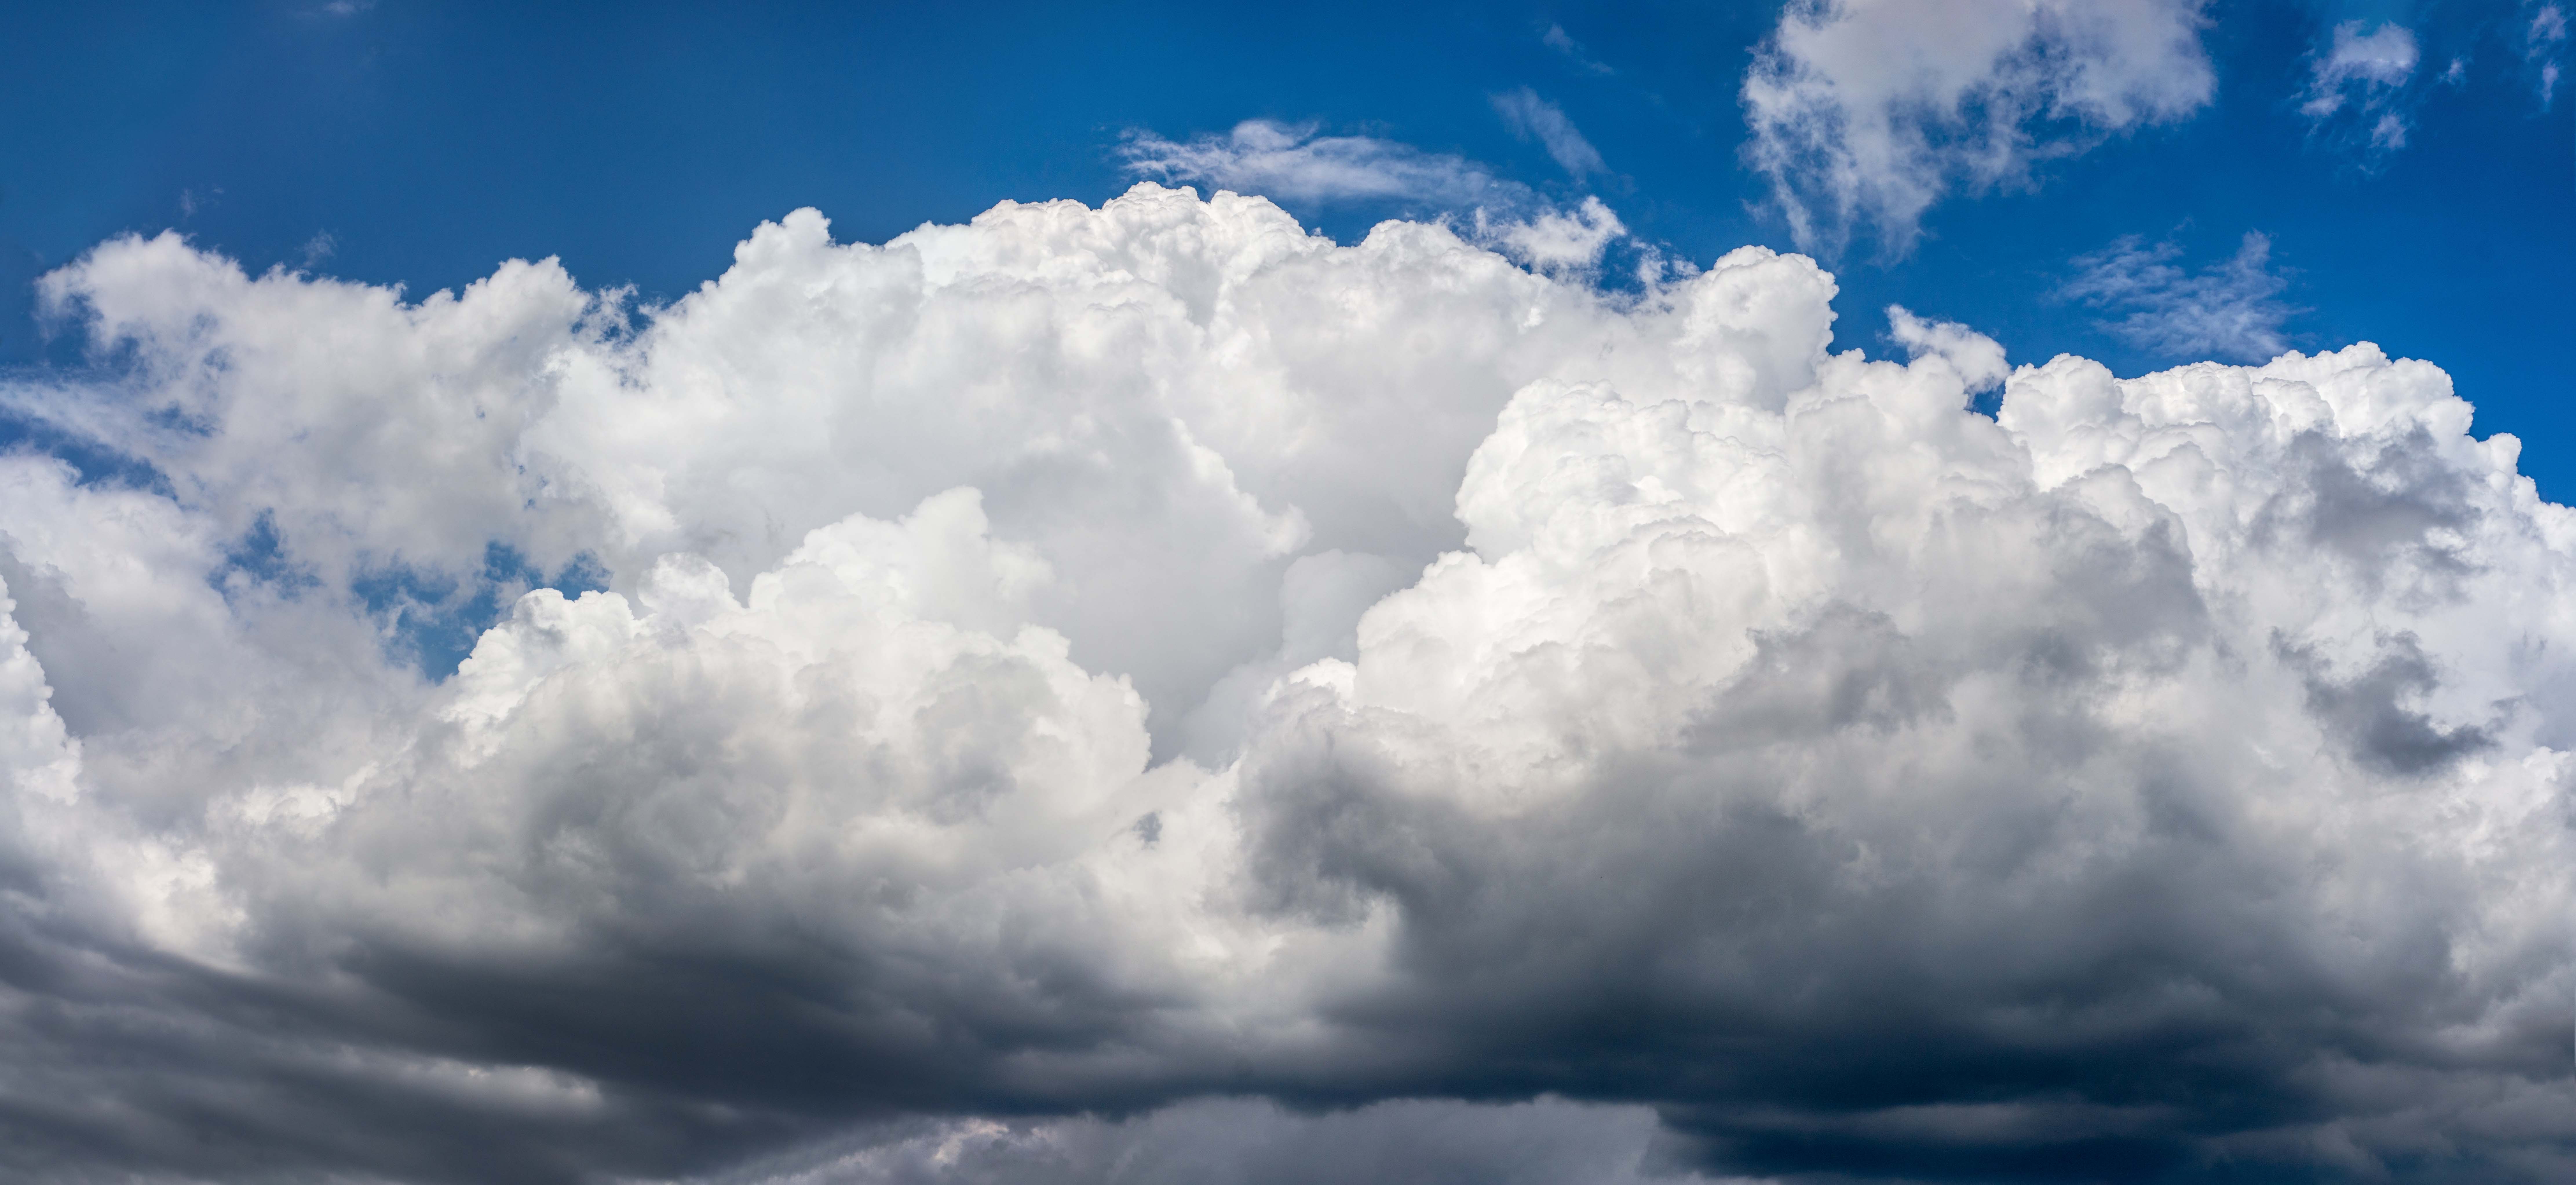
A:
7;1;2570;490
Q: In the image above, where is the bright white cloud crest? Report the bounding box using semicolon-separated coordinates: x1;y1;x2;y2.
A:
1;185;2571;1183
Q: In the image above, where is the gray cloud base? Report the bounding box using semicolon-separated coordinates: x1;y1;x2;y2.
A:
0;184;2567;1183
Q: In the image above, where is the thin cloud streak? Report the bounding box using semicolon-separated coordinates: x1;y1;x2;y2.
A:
1491;87;1607;180
1542;23;1616;76
1119;119;1515;208
1118;120;1628;270
2062;230;2300;361
2524;1;2568;108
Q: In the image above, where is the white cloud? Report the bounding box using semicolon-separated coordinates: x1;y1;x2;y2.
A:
1491;87;1608;179
1885;303;2009;392
3;187;2573;1183
2061;230;2299;361
1742;0;2216;257
1476;195;1626;274
2300;20;2423;155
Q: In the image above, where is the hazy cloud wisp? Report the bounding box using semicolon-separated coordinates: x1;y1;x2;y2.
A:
2525;2;2568;107
1491;87;1608;179
1119;119;1627;271
2300;20;2423;155
1742;0;2217;256
1119;119;1513;208
2062;229;2301;361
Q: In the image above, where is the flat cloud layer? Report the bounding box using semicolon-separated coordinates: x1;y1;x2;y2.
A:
0;184;2569;1183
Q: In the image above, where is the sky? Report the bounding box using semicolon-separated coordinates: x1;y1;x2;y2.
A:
5;2;2572;490
1;2;2574;1183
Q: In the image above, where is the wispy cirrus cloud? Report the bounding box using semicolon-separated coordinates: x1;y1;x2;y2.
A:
2524;1;2568;108
1490;87;1606;180
2062;230;2300;361
1542;22;1615;76
1118;119;1627;271
2299;20;2423;156
1120;119;1515;209
1742;0;2216;258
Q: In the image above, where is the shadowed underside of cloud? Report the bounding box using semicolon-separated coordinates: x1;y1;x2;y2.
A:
0;184;2570;1184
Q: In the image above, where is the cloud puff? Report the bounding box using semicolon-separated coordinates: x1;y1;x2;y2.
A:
2300;20;2424;155
2;185;2572;1183
1742;0;2216;257
1474;196;1627;275
1885;303;2010;393
2061;230;2300;361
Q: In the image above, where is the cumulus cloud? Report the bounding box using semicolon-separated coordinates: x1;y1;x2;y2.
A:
2062;230;2300;361
1742;0;2216;256
1491;87;1608;179
2300;20;2424;155
1;185;2572;1184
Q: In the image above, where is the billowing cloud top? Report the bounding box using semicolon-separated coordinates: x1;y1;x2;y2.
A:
1;184;2569;1183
